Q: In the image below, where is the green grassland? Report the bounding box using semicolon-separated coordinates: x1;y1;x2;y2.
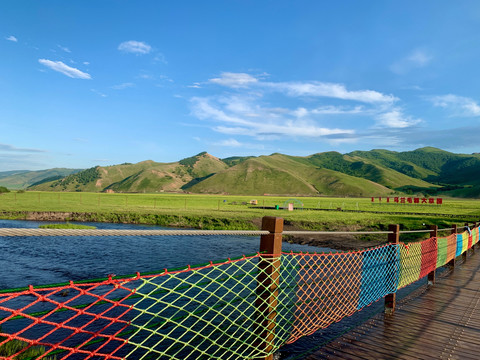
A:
1;191;479;235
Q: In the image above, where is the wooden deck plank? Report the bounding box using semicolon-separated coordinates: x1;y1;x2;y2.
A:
307;252;480;359
339;332;427;359
346;323;477;359
381;311;480;340
305;344;369;360
347;326;473;357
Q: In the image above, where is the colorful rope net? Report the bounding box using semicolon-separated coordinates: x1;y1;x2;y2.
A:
0;228;478;359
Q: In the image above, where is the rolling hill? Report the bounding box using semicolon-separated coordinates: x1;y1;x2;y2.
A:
187;154;392;196
0;168;82;190
22;147;480;197
29;152;229;193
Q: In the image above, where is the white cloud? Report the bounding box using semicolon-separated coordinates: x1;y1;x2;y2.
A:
271;81;397;103
83;61;90;65
375;109;421;128
390;49;433;74
191;96;355;139
209;72;259;88
118;40;152;54
191;97;252;127
216;138;242;147
311;105;365;115
58;44;71;53
220;95;260;116
208;72;396;103
0;143;45;153
292;107;309;118
429;94;480;117
191;72;421;142
213;138;265;150
401;85;423;91
213;126;252;135
39;59;91;79
153;53;167;64
266;121;355;137
188;82;202;88
111;82;135;90
407;50;432;66
6;35;17;42
91;89;107;97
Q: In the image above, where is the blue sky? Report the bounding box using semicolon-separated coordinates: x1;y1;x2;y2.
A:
2;1;480;171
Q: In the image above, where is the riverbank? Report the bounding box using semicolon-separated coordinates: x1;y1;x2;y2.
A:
0;210;392;250
0;210;257;230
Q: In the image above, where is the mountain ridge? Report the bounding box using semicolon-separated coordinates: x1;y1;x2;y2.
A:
3;147;480;197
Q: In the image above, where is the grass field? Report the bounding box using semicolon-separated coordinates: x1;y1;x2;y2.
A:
1;191;479;233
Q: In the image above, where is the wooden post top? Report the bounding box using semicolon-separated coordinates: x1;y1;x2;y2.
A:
261;216;284;234
388;224;400;244
452;224;458;234
260;216;284;256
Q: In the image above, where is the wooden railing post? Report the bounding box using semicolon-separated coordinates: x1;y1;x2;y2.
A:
472;222;477;254
477;221;480;250
463;223;469;263
428;225;438;286
255;216;283;360
448;224;457;272
385;224;399;315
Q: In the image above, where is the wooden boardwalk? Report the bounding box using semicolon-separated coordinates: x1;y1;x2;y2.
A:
307;250;480;360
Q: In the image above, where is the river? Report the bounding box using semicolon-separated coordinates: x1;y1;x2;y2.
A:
0;219;329;290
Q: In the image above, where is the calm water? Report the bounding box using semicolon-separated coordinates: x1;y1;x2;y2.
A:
0;219;328;290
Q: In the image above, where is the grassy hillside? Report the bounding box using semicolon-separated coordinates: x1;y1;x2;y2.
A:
395;147;460;174
29;153;229;193
187;154;392;196
285;152;435;190
0;168;82;190
180;152;229;178
186;157;316;195
0;170;30;179
348;149;436;179
222;156;254;167
350;147;480;195
24;147;480;198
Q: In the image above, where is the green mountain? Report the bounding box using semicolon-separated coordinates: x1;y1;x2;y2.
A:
188;154;391;196
29;153;229;193
286;152;434;189
348;149;437;179
349;147;480;196
0;168;82;190
24;147;480;197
